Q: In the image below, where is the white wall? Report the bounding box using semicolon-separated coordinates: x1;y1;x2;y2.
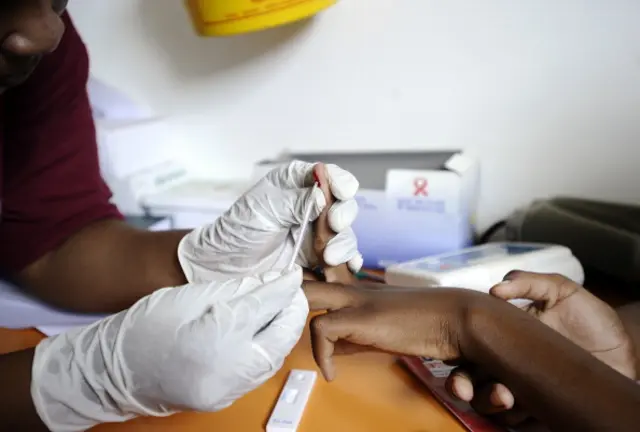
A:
68;0;640;231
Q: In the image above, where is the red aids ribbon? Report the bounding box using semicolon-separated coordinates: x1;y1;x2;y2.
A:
413;177;428;196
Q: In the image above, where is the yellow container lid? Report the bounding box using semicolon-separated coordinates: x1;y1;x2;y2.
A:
186;0;338;37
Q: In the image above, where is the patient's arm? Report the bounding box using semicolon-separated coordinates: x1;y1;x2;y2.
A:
313;164;357;285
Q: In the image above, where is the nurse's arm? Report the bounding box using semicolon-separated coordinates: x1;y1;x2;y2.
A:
19;220;189;313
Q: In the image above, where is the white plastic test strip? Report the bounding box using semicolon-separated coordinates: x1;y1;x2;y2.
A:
266;369;317;432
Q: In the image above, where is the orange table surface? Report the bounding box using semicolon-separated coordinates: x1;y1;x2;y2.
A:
0;321;464;432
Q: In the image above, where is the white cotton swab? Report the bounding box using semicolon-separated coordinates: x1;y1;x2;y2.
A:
287;183;319;271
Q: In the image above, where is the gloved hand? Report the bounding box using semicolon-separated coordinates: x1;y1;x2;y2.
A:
178;160;363;284
31;267;307;432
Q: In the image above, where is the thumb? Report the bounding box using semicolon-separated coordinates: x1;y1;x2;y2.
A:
252;289;309;370
229;266;304;334
266;160;315;189
446;370;474;402
490;272;577;307
272;184;327;228
489;279;551;304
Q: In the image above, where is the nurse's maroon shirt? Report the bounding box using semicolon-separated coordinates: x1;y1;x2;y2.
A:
0;13;121;274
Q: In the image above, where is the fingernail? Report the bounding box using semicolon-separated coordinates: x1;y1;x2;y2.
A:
325;370;335;382
492;384;515;409
490;390;505;407
452;376;474;401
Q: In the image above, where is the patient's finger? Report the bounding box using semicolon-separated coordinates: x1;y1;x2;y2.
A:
313;163;356;285
446;369;475;402
470;382;515;414
313;163;333;253
333;340;376;356
446;365;514;412
303;281;359;311
491;271;578;307
310;311;344;380
309;308;369;381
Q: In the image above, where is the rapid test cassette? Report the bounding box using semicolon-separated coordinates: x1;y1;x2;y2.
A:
385;243;584;298
266;370;317;432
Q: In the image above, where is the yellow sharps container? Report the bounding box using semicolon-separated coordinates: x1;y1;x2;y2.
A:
186;0;338;37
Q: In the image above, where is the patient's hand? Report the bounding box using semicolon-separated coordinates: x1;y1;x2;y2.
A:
313;164;358;285
446;271;636;427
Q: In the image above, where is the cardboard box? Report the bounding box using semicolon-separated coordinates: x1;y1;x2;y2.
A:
96;118;186;215
140;179;247;230
256;151;479;269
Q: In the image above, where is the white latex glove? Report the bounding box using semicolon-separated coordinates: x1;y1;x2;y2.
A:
178;160;363;284
31;267;307;432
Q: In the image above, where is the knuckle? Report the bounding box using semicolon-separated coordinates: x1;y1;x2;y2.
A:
503;269;525;280
350;288;369;306
310;315;327;333
359;299;377;314
339;287;364;309
545;273;576;294
547;272;569;283
554;274;579;296
332;281;354;294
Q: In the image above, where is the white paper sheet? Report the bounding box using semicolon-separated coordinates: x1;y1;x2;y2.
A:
87;77;154;122
0;280;106;336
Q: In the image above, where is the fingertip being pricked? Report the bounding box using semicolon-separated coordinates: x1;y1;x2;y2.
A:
313;163;330;195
